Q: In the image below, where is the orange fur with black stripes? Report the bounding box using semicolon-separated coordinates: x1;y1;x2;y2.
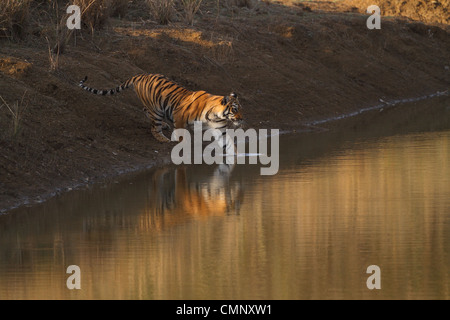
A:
79;74;243;142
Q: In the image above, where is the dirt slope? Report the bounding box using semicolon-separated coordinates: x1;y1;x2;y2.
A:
1;0;449;212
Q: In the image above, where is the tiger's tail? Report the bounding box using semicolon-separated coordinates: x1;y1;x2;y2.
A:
78;75;138;96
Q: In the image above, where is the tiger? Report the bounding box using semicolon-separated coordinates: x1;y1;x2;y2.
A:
146;165;242;222
79;73;244;143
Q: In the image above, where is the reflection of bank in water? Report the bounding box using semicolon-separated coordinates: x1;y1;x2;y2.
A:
138;164;243;231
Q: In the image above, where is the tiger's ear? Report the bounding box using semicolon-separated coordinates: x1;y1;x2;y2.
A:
222;92;238;105
221;96;229;105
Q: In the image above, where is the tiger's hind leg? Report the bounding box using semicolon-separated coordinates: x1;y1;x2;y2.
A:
161;122;170;130
151;124;171;143
144;107;171;143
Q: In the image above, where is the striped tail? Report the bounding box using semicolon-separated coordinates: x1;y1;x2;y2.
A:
79;76;135;95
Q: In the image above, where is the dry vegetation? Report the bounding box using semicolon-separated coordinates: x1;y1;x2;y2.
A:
343;0;450;25
0;0;449;212
0;0;32;40
0;92;28;138
180;0;203;25
147;0;175;25
70;0;129;30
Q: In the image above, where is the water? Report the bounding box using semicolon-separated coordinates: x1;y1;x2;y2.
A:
0;99;449;300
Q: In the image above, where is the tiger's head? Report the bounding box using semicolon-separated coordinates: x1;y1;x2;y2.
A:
221;92;244;127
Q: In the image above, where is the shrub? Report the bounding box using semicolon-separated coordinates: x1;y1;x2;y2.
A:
181;0;203;26
70;0;111;32
0;93;28;139
109;0;129;18
227;0;254;8
0;0;32;40
147;0;175;25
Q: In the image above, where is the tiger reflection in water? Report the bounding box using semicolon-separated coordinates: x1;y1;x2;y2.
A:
139;164;243;230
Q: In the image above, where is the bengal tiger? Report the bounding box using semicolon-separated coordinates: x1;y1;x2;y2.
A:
79;73;243;143
147;165;242;221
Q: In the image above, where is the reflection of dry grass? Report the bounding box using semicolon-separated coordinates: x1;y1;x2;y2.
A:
0;0;32;40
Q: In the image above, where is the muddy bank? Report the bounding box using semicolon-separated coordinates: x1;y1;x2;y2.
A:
1;0;449;213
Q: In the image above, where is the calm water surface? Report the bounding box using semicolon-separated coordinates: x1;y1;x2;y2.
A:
0;100;449;299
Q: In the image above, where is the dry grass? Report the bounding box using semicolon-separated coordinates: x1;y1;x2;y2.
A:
226;0;255;8
147;0;175;25
0;0;130;46
147;0;205;26
210;39;235;64
46;36;60;71
181;0;203;26
342;0;450;25
109;0;129;18
0;0;32;40
49;0;129;54
70;0;111;33
0;93;28;138
65;0;130;32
